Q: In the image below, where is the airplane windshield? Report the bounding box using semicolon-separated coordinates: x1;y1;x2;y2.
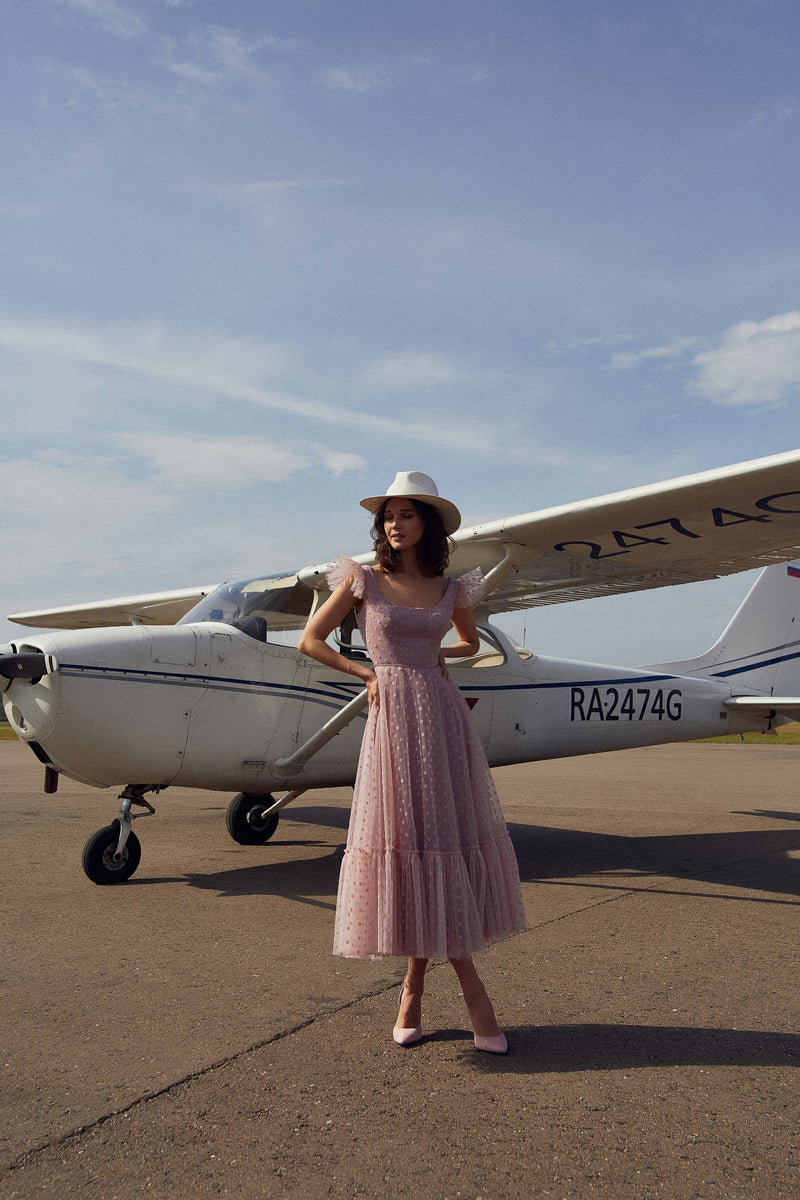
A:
178;575;312;634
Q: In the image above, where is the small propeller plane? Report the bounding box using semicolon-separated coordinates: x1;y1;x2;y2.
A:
3;449;800;885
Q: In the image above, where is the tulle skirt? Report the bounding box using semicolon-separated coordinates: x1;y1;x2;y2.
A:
333;664;527;959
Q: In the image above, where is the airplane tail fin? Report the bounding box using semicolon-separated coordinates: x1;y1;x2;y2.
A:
652;560;800;711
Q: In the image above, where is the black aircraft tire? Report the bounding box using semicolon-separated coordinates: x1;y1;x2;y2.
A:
226;793;280;845
82;823;142;885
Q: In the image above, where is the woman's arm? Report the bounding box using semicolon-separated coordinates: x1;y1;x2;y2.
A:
298;577;379;705
438;605;481;675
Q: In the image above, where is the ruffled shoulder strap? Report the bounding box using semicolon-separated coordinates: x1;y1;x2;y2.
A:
455;567;486;609
326;554;366;599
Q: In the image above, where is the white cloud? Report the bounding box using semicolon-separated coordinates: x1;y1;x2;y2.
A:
321;66;387;93
0;317;501;451
603;314;800;409
41;61;194;117
212;176;357;226
728;100;798;144
157;24;304;87
308;446;366;475
56;0;149;39
0;439;365;623
361;351;463;389
108;432;365;489
690;312;800;407
551;334;636;354
1;451;173;607
234;178;356;194
2;450;166;523
610;336;704;371
0;318;350;422
320;52;439;94
158;57;222;87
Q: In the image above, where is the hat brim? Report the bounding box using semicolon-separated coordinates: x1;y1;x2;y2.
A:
360;493;461;535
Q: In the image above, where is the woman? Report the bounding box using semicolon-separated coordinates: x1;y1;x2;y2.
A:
298;471;526;1053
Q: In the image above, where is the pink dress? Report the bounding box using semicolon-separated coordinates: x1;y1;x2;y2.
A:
327;556;527;960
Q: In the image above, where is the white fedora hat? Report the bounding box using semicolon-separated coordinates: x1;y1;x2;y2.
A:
360;470;461;534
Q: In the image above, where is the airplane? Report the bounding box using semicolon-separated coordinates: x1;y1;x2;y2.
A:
2;449;800;886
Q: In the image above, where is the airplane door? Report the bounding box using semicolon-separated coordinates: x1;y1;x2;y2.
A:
174;629;310;792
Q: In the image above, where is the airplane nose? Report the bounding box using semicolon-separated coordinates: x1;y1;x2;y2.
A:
0;641;59;745
0;648;48;688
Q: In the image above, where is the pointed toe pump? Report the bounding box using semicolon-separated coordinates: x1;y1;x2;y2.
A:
473;1032;508;1054
393;985;423;1046
392;1024;423;1046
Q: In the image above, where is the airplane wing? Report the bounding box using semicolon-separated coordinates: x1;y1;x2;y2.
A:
7;586;217;630
9;449;800;630
299;448;800;614
444;447;800;614
725;697;800;720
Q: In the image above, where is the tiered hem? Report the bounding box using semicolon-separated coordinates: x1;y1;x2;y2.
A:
333;838;527;960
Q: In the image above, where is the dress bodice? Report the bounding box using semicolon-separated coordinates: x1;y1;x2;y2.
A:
325;555;486;670
356;568;458;669
326;554;489;672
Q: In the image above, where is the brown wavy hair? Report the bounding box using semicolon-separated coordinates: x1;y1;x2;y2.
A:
371;498;451;576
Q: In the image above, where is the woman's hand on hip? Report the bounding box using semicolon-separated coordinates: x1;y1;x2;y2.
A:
364;670;380;709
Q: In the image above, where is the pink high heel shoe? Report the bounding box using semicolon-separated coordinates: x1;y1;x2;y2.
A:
473;1032;508;1054
465;995;508;1053
393;1024;423;1046
393;987;423;1047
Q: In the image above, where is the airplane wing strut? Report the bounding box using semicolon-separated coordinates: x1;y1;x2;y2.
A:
245;688;370;821
272;688;370;777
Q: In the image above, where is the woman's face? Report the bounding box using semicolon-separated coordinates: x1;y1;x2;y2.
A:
383;499;424;552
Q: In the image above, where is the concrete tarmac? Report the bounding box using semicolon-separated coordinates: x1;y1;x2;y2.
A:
1;738;798;1198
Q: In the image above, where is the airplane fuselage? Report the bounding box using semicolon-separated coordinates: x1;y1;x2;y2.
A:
1;621;767;795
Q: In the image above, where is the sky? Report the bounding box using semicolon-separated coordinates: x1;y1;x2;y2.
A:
2;0;800;664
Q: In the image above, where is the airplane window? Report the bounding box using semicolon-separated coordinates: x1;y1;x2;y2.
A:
444;626;508;668
181;584;529;664
229;616;268;642
335;611;370;660
179;575;312;634
180;582;246;624
508;638;532;661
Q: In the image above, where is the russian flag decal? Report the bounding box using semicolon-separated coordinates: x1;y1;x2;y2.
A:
788;565;800;579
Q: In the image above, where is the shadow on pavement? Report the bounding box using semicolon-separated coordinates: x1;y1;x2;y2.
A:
183;843;343;904
454;1023;800;1072
140;808;800;903
508;822;800;899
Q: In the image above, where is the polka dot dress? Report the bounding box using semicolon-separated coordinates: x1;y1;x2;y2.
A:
327;556;527;960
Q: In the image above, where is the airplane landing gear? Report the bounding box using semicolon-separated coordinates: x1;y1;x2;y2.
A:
82;821;141;884
82;784;157;885
225;788;307;845
226;792;280;844
81;784;306;883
